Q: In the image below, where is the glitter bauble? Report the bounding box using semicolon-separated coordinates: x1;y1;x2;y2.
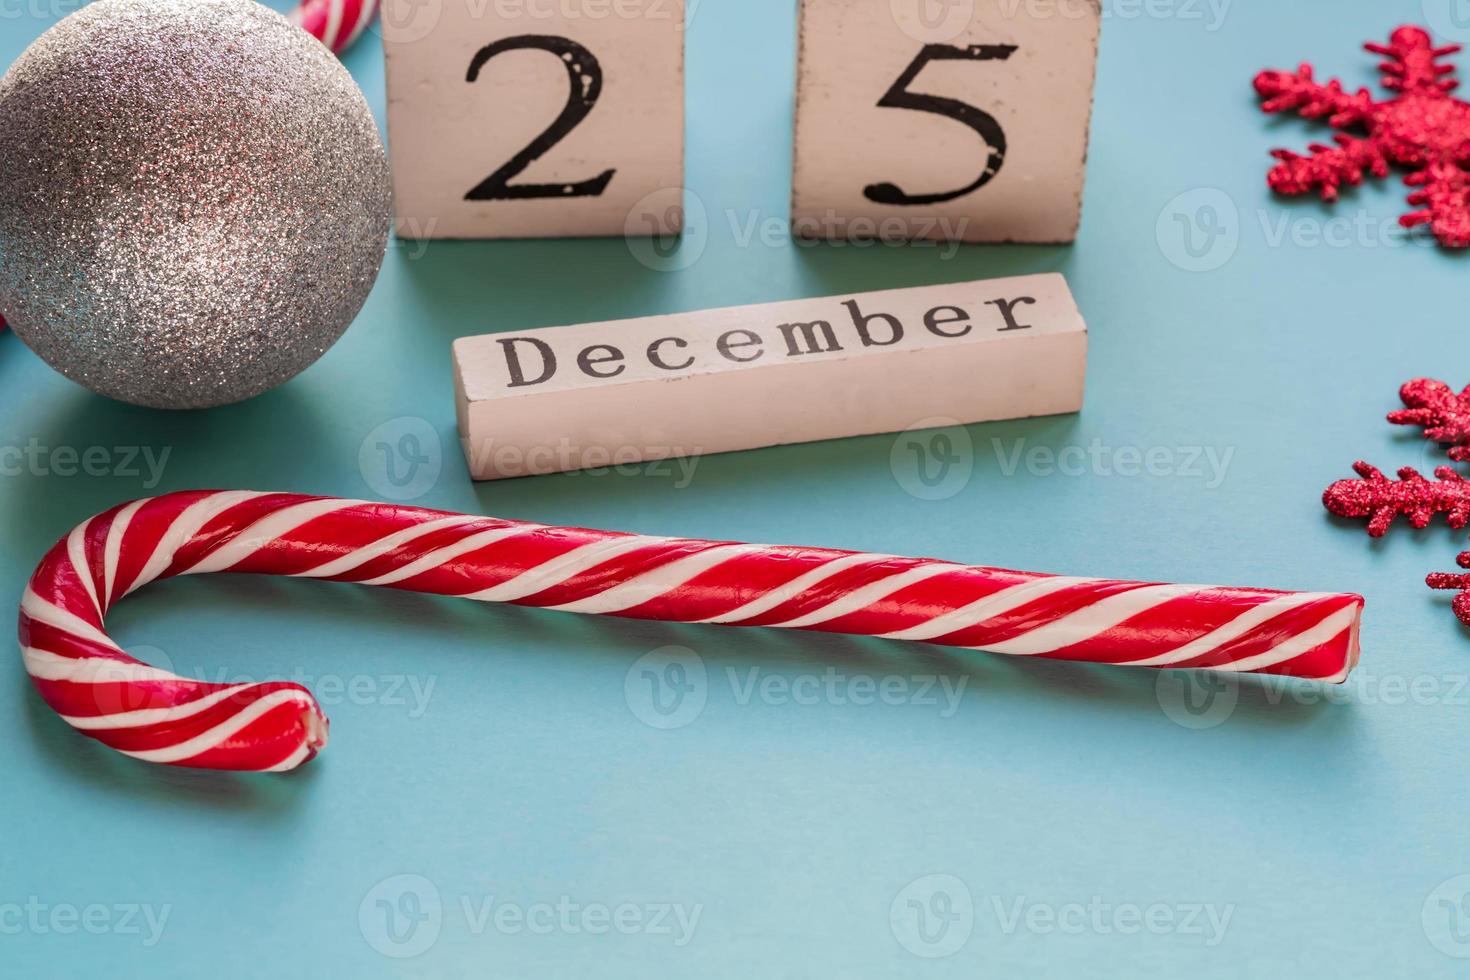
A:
0;0;392;409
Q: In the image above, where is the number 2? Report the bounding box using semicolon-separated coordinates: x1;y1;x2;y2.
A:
464;35;615;201
863;43;1019;207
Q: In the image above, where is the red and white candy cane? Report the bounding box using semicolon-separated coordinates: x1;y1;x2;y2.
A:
20;491;1364;772
289;0;378;55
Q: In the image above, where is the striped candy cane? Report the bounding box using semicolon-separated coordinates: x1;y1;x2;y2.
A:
290;0;379;55
20;491;1364;771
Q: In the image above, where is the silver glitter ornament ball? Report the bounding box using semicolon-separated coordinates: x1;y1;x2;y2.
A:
0;0;392;409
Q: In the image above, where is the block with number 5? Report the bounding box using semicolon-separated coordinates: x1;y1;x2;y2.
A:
792;0;1100;244
382;0;685;239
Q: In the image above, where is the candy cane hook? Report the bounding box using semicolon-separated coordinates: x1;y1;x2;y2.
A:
20;491;1364;771
289;0;379;56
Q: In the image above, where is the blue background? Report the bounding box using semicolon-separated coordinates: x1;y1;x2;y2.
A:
5;0;1470;975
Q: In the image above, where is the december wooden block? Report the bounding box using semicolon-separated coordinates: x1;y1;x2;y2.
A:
454;273;1087;478
382;0;684;238
792;0;1100;244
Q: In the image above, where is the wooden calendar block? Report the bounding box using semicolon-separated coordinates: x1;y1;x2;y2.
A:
454;273;1087;479
382;0;684;239
791;0;1100;244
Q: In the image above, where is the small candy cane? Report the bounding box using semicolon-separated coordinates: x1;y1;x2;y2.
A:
20;491;1364;771
290;0;379;55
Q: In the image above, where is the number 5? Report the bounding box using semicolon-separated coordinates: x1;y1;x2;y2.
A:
863;43;1019;207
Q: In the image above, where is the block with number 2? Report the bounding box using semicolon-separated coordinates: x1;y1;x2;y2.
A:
793;0;1100;244
382;0;685;239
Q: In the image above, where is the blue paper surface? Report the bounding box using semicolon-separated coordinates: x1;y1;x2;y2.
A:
4;1;1470;975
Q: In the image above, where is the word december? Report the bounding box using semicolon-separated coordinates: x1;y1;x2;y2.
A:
494;294;1038;387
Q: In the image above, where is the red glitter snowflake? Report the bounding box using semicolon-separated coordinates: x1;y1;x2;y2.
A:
1323;461;1470;537
1255;26;1470;247
1427;552;1470;627
1325;459;1470;628
1388;378;1470;461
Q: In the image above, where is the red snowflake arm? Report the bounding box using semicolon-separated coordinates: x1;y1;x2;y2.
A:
1388;378;1470;461
1252;54;1384;202
1366;26;1461;94
1266;135;1390;201
1322;461;1470;537
1427;553;1470;628
1254;62;1376;126
1401;161;1470;247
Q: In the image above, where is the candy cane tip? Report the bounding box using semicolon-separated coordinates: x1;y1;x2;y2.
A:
1303;594;1364;685
1331;602;1364;685
305;707;330;749
254;708;328;773
290;705;331;769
